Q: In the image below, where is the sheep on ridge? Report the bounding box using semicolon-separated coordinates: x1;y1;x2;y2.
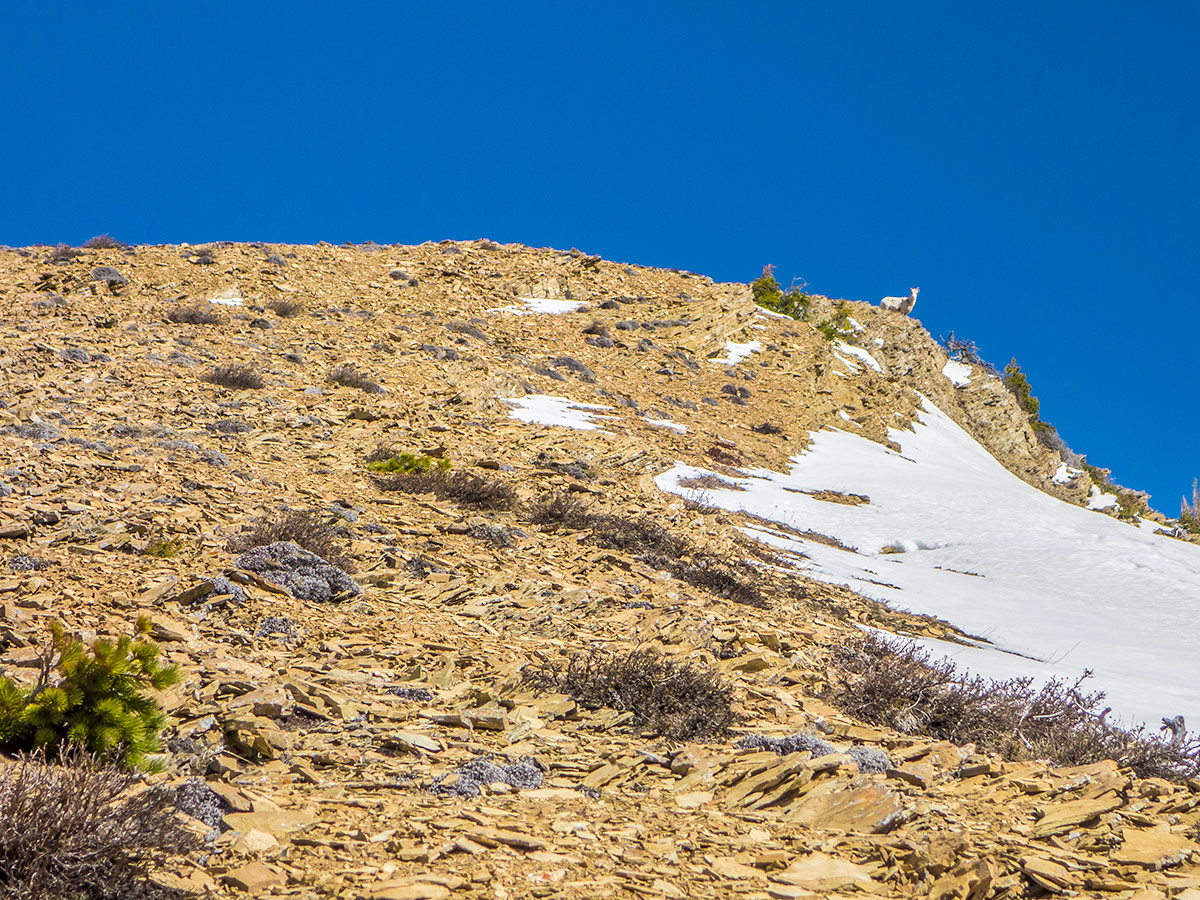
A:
880;287;919;315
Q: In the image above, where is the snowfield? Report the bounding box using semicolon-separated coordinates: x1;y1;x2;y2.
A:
503;395;612;430
656;398;1200;727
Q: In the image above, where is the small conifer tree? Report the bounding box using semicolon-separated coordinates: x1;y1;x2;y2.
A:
0;618;180;769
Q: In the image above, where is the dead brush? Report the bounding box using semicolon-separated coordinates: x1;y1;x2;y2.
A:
524;648;736;741
0;747;200;900
373;469;514;510
327;363;385;394
203;364;264;390
167;304;221;325
226;508;356;573
825;633;1200;780
266;297;303;318
529;493;767;606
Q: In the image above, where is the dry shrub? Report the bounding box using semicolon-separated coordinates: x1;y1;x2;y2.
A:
825;633;1200;780
525;648;735;741
203;364;264;390
0;749;199;899
81;234;127;250
677;474;745;492
266;297;302;318
47;244;84;264
227;508;356;573
167;305;221;325
327;363;384;394
374;469;514;510
529;494;766;607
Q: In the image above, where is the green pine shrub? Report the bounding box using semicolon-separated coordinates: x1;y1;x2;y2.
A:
0;619;181;770
366;451;452;474
751;265;811;320
815;301;856;342
1181;478;1200;534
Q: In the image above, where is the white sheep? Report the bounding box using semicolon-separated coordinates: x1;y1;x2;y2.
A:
880;287;919;315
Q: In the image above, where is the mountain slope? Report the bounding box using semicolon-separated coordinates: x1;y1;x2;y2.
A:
1;240;1198;898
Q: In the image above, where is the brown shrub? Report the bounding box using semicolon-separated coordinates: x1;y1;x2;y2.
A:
0;749;199;899
167;305;221;325
47;244;84;264
203;364;264;390
529;493;766;606
373;469;514;510
825;633;1200;780
226;508;356;573
81;234;127;250
524;648;736;741
266;298;303;318
327;363;384;394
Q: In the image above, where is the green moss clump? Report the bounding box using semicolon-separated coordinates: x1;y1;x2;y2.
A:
815;301;855;342
367;452;452;474
0;618;181;770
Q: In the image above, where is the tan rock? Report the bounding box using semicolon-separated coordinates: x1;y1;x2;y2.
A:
785;778;910;833
1031;795;1123;838
223;808;317;836
222;860;284;892
772;852;880;892
1111;829;1197;869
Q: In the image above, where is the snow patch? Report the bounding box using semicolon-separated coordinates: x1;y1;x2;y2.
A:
711;340;762;365
209;288;243;307
491;297;587;315
1087;486;1119;510
1053;463;1083;485
942;360;973;387
755;306;793;320
503;395;612;430
835;341;882;373
655;397;1200;726
645;418;687;433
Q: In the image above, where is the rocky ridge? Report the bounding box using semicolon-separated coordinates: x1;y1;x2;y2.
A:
0;240;1196;899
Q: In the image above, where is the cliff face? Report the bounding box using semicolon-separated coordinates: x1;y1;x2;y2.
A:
0;241;1194;899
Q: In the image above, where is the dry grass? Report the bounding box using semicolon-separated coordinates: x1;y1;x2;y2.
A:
266;297;303;318
203;364;264;390
529;494;767;607
167;305;221;325
226;508;356;573
0;749;199;899
524;648;736;741
327;363;385;394
825;633;1200;780
373;469;515;510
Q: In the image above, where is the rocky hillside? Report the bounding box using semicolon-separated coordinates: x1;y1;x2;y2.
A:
1;240;1197;899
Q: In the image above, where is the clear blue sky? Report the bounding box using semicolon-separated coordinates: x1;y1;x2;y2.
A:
3;2;1197;512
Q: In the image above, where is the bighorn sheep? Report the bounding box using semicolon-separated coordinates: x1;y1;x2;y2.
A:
880;287;919;315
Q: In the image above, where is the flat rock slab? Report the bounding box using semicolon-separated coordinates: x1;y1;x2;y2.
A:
223;808;317;836
1111;829;1198;869
785;779;910;833
772;851;880;893
222;860;284;892
1032;795;1123;838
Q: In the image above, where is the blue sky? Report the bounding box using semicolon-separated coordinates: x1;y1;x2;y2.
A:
3;2;1197;511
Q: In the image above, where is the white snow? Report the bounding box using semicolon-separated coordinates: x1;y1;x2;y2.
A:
847;317;866;333
835;341;882;373
503;395;613;430
646;417;687;433
711;340;762;366
656;397;1200;727
837;410;863;428
1053;463;1083;485
1087;486;1120;510
834;353;860;373
209;288;243;307
942;360;973;387
755;306;793;320
491;297;587;315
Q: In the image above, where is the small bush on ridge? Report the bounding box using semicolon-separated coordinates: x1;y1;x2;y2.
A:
751;265;811;320
0;747;199;899
266;297;302;317
81;234;127;250
524;648;736;741
47;244;84;264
